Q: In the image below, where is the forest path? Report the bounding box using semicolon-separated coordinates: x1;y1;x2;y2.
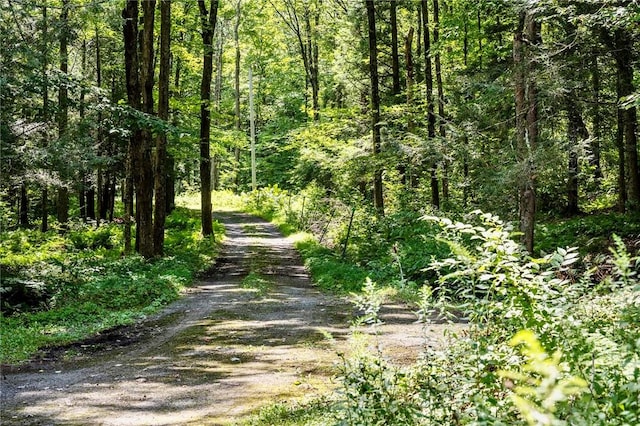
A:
1;212;434;425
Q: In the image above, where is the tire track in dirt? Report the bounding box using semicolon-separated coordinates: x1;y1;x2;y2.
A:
1;212;435;425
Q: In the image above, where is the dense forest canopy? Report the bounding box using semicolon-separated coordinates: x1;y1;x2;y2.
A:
1;0;639;253
2;1;640;424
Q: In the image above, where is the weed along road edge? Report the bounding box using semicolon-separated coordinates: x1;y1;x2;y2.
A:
1;212;429;425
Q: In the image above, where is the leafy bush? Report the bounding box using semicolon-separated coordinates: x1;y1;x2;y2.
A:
0;204;222;364
329;211;640;425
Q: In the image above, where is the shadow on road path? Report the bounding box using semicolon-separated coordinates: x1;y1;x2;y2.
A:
1;212;436;425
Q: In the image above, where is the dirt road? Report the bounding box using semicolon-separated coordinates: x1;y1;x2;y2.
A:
1;212;429;425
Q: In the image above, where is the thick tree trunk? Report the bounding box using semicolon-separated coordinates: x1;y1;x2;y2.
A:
153;0;171;257
365;0;384;215
56;0;70;227
198;0;219;237
390;0;400;97
133;0;157;257
514;10;539;254
422;0;439;208
122;0;141;254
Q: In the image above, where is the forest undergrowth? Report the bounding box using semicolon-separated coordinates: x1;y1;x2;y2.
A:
243;186;640;425
0;195;223;364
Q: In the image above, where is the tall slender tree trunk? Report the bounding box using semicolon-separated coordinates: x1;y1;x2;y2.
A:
40;4;49;232
365;0;384;214
95;23;103;226
305;3;319;121
56;0;70;228
433;0;448;201
153;0;171;257
401;27;415;187
234;0;242;191
566;96;589;216
122;0;141;254
421;0;439;208
617;106;627;212
614;29;640;209
198;0;219;237
514;10;539;253
390;0;400;97
20;182;29;228
590;47;603;181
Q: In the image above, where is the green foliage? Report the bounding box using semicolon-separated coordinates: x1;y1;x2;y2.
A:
536;213;640;255
337;354;421;426
0;206;222;364
273;210;640;425
241;271;273;295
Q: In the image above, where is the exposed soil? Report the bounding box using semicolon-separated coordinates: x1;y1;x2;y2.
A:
0;212;454;425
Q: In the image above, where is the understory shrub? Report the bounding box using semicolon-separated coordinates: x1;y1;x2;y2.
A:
333;211;640;425
0;205;222;364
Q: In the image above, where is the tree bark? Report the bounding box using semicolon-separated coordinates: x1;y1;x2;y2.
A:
153;0;171;257
590;46;603;180
56;0;70;227
95;22;103;226
421;0;439;208
234;0;242;191
40;4;49;232
20;182;29;228
122;0;140;254
365;0;384;214
566;96;589;216
514;10;539;254
401;27;415;187
133;0;156;257
198;0;219;237
614;29;640;209
433;0;447;201
390;0;400;97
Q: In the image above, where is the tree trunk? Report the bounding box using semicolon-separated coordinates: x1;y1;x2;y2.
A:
198;0;219;237
617;106;627;212
40;4;49;232
514;10;539;254
20;182;29;228
153;0;171;257
234;0;242;191
365;0;384;215
433;0;447;202
122;0;141;254
390;0;401;97
95;23;103;226
614;29;640;209
566;96;589;216
133;0;157;257
56;0;70;227
401;27;415;187
590;46;603;180
304;3;320;121
422;0;439;208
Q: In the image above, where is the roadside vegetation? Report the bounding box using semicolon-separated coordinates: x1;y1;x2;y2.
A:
0;195;223;364
243;187;640;425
